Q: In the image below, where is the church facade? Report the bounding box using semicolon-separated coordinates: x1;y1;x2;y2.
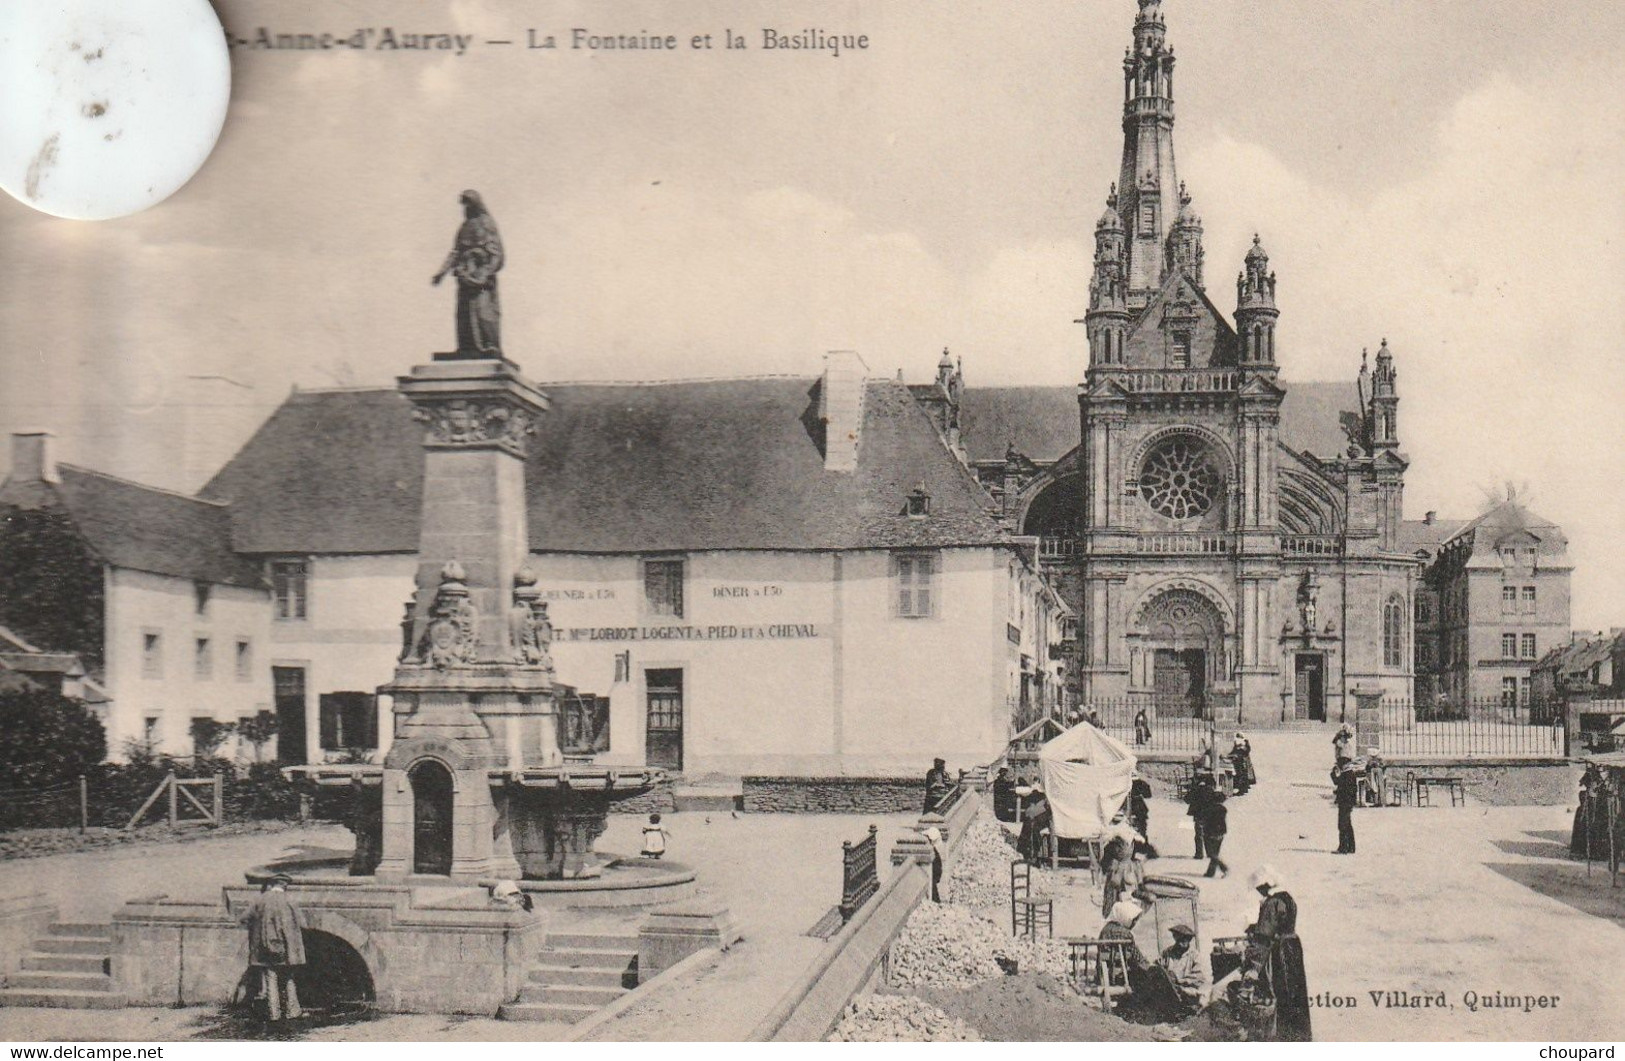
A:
960;0;1418;724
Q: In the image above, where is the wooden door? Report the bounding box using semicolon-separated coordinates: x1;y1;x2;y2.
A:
1295;655;1326;721
645;669;684;771
410;760;453;875
272;666;307;765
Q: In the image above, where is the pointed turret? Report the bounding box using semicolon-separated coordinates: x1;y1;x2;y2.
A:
1370;337;1398;449
1086;187;1131;368
1235;235;1279;367
1166;182;1205;286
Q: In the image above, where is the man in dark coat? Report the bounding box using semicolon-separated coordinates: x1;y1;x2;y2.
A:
1185;772;1213;859
245;874;305;1022
1244;867;1312;1041
923;758;951;814
992;766;1018;823
1333;757;1359;854
1197;790;1229;878
1128;772;1152;841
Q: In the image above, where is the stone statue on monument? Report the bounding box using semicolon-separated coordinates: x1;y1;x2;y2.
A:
431;190;504;358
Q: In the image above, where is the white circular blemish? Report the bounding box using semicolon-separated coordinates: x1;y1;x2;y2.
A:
0;0;230;220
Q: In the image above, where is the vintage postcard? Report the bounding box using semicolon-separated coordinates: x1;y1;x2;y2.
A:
0;0;1621;1047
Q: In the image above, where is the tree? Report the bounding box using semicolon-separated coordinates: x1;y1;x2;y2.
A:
237;711;277;763
189;717;237;760
0;507;105;669
0;688;107;789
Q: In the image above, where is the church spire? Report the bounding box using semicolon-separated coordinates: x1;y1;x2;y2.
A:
1118;0;1181;305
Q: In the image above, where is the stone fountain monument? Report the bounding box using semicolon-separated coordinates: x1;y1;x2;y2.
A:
96;195;717;1020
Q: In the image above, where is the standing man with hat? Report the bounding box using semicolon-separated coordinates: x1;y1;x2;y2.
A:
1333;756;1359;854
244;873;305;1022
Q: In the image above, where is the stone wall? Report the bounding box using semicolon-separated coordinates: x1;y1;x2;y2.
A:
751;789;982;1041
608;785;677;816
112;883;550;1015
742;776;924;814
1384;758;1580;806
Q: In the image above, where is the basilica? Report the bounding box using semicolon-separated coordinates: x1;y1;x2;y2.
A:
957;0;1419;722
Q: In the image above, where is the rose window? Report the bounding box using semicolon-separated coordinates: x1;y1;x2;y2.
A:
1139;437;1221;519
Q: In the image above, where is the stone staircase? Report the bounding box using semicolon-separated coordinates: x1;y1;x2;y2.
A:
500;930;640;1024
0;922;125;1009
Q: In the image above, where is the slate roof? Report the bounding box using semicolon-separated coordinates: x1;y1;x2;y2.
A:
1534;635;1619;677
1444;500;1570;559
0;466;264;587
201;378;1011;555
958;380;1360;464
1398;518;1466;558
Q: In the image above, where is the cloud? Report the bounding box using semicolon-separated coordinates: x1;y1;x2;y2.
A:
1184;61;1625;626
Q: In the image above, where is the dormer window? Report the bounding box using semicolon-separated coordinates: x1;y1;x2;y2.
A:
906;483;932;518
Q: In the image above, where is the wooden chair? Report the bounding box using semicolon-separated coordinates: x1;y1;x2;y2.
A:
1010;859;1054;939
1067;938;1133;1011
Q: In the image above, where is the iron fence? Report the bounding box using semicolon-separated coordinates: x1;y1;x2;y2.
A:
1378;697;1566;758
1081;696;1210;753
839;824;880;922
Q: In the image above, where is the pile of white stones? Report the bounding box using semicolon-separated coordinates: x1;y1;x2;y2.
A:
942;817;1061;908
829;993;983;1042
889;899;1073;989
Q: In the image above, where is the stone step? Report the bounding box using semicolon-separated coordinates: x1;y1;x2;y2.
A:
498;1000;599;1024
544;947;638;970
546;932;640;951
48;923;113;937
527;964;627;989
533;984;626;1007
0;987;126;1010
34;936;113;956
6;971;116;992
22;953;108;974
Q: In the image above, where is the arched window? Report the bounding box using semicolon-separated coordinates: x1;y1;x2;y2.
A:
1382;596;1406;669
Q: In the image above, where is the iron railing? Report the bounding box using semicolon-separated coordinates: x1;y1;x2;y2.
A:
839;824;880;922
1378;697;1566;758
1080;696;1210;753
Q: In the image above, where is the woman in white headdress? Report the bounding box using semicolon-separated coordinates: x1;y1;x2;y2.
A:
1244;866;1311;1041
1229;731;1256;795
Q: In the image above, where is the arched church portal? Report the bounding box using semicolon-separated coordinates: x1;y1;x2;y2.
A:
409;759;454;876
1128;588;1230;716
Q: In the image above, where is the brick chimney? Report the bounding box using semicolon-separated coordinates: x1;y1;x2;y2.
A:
819;351;869;473
10;431;58;484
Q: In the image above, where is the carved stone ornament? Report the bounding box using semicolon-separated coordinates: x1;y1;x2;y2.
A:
509;566;555;670
413;398;537;452
418;561;479;669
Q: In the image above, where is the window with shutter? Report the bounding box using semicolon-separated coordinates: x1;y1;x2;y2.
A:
895;552;938;618
643;559;685;618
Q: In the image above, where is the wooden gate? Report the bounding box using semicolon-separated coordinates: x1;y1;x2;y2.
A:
125;772;223;830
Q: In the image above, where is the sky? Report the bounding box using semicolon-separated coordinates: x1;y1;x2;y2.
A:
1;0;1622;627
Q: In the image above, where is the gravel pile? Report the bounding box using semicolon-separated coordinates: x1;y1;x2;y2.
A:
889;900;1073;989
942;817;1062;908
829;993;983;1042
